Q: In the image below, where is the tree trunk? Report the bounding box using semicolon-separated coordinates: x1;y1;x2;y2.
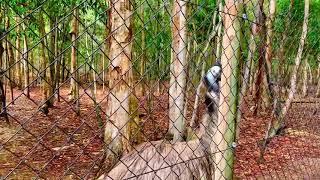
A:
15;17;22;89
302;57;308;97
215;2;223;60
104;0;134;170
252;0;268;115
103;0;112;92
264;0;276;103
168;0;188;142
0;35;9;123
38;13;50;114
214;1;242;179
307;61;312;84
55;18;61;102
267;0;309;139
70;7;80;115
140;3;146;96
265;0;276;82
47;19;56;106
5;16;15;103
61;54;66;82
22;21;30;98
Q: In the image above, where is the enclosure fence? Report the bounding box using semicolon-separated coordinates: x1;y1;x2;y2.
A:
0;0;320;179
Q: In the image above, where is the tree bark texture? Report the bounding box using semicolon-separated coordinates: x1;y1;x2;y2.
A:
22;21;30;98
70;8;80;114
168;0;188;142
214;0;241;179
104;0;134;170
15;17;22;89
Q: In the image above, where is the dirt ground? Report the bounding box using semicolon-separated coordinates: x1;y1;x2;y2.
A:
0;85;320;179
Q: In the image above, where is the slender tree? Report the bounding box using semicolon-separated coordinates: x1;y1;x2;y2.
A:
22;19;30;98
252;0;271;115
214;0;242;179
140;2;146;96
54;18;61;102
39;13;51;114
70;7;80;115
0;17;9;123
15;17;22;89
302;57;308;97
47;18;56;106
5;16;14;103
265;0;276;81
168;0;188;142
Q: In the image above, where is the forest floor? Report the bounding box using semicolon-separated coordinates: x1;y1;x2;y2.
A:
0;85;320;179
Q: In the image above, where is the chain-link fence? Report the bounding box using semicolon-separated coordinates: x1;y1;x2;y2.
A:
0;0;320;179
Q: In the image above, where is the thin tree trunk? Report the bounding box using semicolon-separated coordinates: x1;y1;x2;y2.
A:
302;57;308;97
5;16;14;103
214;1;242;179
30;51;35;83
168;0;188;142
102;53;105;91
140;3;146;96
265;0;276;83
61;52;66;82
266;0;309;139
38;13;50;114
104;0;134;170
15;17;22;89
70;8;80;115
55;18;61;102
240;35;255;93
307;60;312;84
86;27;103;128
264;0;276;101
22;21;30;98
47;19;56;106
215;2;223;60
252;0;268;115
155;0;162;95
104;0;112;90
0;35;9;123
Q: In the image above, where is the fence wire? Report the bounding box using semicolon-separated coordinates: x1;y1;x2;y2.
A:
0;0;320;179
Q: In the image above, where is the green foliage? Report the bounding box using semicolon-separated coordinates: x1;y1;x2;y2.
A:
2;0;320;84
273;0;320;67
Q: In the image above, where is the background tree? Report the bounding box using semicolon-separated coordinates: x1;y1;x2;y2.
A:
70;6;80;115
103;0;135;170
214;0;242;178
168;0;188;142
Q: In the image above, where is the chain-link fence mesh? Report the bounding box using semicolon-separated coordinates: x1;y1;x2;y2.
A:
0;0;320;179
